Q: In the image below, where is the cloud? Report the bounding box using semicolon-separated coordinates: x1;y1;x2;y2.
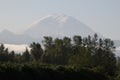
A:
4;44;30;53
116;47;120;51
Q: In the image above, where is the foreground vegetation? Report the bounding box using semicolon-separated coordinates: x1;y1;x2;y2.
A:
0;62;108;80
0;34;120;80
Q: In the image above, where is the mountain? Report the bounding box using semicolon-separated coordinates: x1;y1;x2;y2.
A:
0;14;100;44
0;29;35;44
25;14;95;38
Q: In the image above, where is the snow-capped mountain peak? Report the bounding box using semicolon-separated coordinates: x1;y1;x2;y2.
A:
25;13;95;38
0;14;102;46
49;13;69;23
31;13;69;26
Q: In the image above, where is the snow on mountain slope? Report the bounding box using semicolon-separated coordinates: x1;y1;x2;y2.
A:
25;14;95;38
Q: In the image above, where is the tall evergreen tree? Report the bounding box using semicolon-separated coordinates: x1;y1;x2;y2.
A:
30;42;43;61
22;48;30;62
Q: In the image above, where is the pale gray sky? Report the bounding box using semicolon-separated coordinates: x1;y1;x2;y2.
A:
0;0;120;40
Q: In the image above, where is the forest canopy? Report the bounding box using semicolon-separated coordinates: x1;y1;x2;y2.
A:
0;34;119;80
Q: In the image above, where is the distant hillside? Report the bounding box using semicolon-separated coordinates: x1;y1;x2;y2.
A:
0;29;39;44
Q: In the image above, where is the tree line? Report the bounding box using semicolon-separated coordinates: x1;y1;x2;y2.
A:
0;34;120;80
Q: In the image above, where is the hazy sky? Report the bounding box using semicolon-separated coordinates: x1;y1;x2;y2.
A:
0;0;120;40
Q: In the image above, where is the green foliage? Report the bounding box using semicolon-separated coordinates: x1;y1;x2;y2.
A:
22;48;30;62
0;63;108;80
0;34;118;79
30;42;43;61
115;57;120;80
0;44;9;62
